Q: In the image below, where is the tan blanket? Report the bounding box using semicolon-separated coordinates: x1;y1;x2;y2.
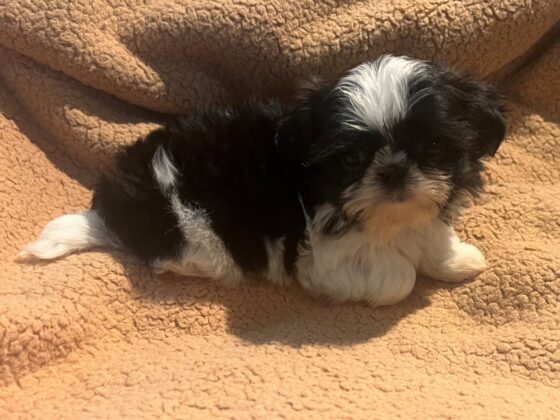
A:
1;1;559;417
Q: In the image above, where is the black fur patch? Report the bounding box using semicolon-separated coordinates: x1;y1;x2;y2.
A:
93;99;306;274
92;129;185;262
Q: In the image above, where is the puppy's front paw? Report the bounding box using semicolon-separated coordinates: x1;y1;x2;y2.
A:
431;243;487;283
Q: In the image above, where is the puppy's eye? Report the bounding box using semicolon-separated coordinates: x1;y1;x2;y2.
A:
341;149;367;168
423;139;441;156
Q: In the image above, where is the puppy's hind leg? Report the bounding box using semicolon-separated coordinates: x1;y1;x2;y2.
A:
19;210;118;260
152;239;244;287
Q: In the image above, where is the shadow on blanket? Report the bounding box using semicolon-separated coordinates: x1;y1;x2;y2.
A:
0;88;166;191
120;254;445;347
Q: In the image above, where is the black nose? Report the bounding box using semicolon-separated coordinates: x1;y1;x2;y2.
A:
378;165;408;189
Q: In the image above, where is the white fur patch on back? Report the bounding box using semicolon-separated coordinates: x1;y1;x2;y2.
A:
336;55;429;133
155;194;243;286
152;146;179;193
150;146;243;285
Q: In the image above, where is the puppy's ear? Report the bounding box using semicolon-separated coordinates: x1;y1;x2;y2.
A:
294;76;327;102
275;77;326;164
445;73;507;159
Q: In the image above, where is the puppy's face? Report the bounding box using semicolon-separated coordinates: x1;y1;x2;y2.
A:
278;56;506;237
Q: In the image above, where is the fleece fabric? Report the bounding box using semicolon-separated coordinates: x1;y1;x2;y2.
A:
0;1;559;418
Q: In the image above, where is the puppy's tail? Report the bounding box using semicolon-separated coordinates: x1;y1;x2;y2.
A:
19;210;117;260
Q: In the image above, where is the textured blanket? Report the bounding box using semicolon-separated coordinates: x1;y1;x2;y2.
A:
1;0;559;418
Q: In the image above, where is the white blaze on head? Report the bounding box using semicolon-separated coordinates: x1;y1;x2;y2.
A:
335;55;429;133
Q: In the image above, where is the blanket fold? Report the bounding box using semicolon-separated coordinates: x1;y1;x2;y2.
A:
1;0;559;418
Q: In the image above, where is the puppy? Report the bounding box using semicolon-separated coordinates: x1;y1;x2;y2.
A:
21;55;506;306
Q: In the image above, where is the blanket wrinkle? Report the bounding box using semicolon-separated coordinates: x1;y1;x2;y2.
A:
1;0;559;418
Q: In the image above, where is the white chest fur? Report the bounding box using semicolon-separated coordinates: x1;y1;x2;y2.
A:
294;211;487;306
295;226;423;306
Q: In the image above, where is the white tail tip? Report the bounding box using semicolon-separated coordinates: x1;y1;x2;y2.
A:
19;211;114;260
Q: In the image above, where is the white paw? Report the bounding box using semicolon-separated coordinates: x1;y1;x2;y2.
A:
430;243;487;283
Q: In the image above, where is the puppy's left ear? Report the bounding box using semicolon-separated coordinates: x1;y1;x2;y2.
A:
446;73;507;159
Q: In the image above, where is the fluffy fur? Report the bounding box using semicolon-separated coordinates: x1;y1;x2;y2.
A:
21;55;506;307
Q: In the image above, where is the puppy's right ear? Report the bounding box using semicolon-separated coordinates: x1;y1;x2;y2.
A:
275;77;326;164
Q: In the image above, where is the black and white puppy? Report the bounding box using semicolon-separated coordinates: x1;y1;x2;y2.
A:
22;55;506;307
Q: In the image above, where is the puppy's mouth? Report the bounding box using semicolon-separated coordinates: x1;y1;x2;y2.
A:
384;189;411;203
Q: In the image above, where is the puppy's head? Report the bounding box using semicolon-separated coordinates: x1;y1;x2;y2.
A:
277;55;506;238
